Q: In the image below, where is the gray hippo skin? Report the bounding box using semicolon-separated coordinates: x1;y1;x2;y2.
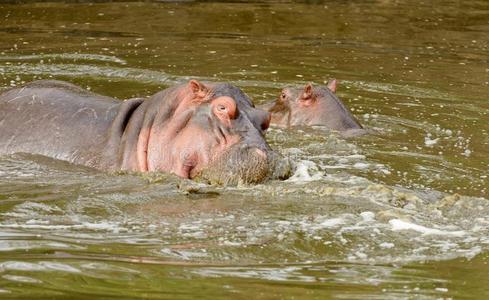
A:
0;80;290;184
262;80;365;136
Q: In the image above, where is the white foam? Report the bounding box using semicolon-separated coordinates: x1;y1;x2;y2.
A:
0;53;127;65
194;266;316;282
39;262;81;273
360;212;375;222
424;135;439;146
379;242;395;249
319;218;345;228
2;274;41;284
353;162;370;169
0;221;122;232
0;262;45;272
80;222;120;231
389;219;466;236
287;160;323;182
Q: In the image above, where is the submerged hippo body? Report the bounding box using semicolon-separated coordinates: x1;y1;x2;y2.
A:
0;80;289;184
263;80;364;136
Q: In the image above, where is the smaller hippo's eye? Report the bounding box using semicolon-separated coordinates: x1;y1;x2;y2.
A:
217;104;227;111
280;93;286;99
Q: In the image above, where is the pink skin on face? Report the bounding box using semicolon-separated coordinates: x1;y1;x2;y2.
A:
138;81;242;179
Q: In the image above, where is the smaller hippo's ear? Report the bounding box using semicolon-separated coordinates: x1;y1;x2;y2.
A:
304;83;313;98
188;80;208;98
327;79;337;93
301;83;314;100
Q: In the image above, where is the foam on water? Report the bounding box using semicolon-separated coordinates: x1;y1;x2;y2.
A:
2;275;42;284
389;219;466;237
0;63;185;86
286;160;324;182
0;61;287;89
0;53;127;65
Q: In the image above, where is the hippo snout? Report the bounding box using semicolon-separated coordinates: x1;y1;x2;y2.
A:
195;143;291;185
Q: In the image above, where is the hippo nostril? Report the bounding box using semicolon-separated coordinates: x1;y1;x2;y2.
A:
261;112;271;131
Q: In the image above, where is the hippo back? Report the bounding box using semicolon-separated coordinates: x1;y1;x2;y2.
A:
0;80;120;166
313;86;363;131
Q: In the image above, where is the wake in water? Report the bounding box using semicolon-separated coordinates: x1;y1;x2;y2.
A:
0;136;487;267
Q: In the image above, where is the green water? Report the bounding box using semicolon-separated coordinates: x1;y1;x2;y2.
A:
0;1;488;299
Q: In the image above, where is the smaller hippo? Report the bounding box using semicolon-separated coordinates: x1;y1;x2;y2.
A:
262;80;365;136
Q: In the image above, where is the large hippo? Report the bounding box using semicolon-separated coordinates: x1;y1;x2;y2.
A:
0;80;290;185
262;80;365;136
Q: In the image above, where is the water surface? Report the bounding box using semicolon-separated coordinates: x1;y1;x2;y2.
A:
0;1;488;299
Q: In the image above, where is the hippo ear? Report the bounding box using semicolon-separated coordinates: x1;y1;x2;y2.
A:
188;80;208;99
301;83;313;100
327;79;337;93
299;83;315;106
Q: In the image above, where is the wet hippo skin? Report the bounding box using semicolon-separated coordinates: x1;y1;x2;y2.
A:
262;80;365;136
0;80;290;184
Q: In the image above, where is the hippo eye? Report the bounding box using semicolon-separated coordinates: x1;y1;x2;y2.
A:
212;96;237;125
280;93;286;99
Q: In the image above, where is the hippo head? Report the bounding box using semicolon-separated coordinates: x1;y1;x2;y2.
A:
118;80;290;185
267;80;363;131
